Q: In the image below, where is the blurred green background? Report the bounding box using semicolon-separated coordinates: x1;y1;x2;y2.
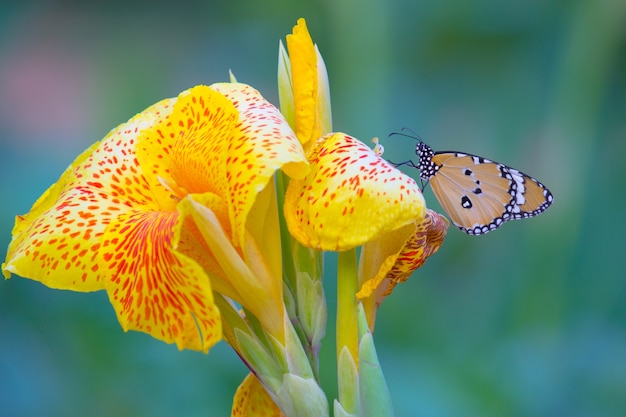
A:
1;0;624;416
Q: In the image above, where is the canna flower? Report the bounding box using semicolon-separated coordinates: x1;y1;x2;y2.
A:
3;15;450;417
279;19;426;252
2;82;309;352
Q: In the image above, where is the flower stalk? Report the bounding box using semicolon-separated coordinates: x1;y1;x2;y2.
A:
336;249;359;362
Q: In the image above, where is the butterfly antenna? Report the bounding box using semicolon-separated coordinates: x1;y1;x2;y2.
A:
401;127;422;139
388;127;423;142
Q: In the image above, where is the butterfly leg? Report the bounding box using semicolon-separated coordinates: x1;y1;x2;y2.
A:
388;159;419;169
387;160;429;191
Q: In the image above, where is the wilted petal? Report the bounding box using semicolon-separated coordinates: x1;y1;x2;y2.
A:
284;132;426;251
357;210;449;329
232;373;284;417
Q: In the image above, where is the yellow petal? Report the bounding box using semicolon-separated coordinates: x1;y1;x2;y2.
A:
136;85;238;212
243;180;282;299
3;94;223;352
138;84;308;251
101;209;221;352
357;209;449;329
176;192;240;299
284;132;426;251
232;373;284;417
210;82;309;181
2;99;175;289
286;18;326;145
181;194;285;342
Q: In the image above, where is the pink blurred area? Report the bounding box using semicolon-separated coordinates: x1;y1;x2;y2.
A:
0;2;254;154
0;9;95;147
0;21;92;145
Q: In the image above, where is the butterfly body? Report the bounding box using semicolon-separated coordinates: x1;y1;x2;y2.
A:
414;141;553;235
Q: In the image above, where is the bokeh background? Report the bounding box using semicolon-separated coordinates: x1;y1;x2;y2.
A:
1;1;624;416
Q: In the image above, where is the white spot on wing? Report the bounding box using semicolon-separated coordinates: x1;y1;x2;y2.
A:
509;169;526;205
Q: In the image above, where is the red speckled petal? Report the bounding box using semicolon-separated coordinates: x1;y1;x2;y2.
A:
210;83;309;248
232;373;284;417
101;209;221;352
284;132;426;251
138;84;308;250
2;99;175;289
357;210;449;330
138;85;237;206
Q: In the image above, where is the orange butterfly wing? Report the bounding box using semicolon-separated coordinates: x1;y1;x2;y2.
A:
428;152;553;235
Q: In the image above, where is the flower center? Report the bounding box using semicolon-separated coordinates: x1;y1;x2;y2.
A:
158;175;189;202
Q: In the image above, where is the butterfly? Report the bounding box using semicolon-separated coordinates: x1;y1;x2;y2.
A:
391;131;554;235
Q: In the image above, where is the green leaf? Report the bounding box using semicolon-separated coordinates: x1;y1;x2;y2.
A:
357;303;394;417
276;374;329;417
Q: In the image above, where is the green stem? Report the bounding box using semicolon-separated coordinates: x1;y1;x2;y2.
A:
276;171;326;381
336;248;360;415
276;172;297;294
336;248;359;366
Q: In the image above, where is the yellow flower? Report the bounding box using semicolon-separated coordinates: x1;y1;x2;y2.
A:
3;83;308;352
279;19;426;252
